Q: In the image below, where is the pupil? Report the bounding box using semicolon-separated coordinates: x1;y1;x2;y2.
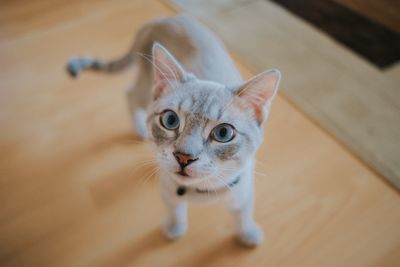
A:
167;115;176;126
219;127;227;137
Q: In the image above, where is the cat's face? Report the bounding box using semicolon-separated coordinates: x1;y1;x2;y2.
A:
147;43;280;187
147;79;263;186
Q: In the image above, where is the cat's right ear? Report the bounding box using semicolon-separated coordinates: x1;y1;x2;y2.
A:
152;43;187;99
235;69;281;124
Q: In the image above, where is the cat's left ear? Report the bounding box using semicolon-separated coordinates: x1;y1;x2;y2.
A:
152;43;187;99
235;69;281;123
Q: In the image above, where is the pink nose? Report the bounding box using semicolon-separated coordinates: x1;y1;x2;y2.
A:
173;152;198;169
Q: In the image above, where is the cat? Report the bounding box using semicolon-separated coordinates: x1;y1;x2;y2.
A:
67;15;281;247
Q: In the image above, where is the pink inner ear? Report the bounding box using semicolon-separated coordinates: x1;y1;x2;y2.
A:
237;69;281;122
152;43;186;99
246;94;267;123
153;58;184;84
153;82;164;99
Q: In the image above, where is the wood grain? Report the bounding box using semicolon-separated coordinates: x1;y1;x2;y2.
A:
0;0;399;267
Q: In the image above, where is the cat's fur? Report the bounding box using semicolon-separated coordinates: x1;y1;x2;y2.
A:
67;15;281;247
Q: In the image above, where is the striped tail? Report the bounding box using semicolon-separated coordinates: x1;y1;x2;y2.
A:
66;50;135;78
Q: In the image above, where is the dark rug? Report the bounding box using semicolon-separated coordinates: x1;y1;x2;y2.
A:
271;0;400;68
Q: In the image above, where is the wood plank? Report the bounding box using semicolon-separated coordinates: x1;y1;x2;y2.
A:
0;0;399;266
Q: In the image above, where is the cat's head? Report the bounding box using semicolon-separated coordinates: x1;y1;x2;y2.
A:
147;43;280;187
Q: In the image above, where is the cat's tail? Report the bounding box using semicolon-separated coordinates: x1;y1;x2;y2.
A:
66;49;136;78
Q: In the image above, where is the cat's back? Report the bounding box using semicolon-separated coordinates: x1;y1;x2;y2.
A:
135;15;242;86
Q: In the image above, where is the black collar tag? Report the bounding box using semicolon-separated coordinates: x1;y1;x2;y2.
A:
176;186;187;196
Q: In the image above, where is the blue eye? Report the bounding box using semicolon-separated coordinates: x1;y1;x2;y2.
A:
211;124;235;143
160;110;180;130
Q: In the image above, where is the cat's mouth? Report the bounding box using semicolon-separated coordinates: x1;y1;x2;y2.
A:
176;169;190;177
172;171;204;186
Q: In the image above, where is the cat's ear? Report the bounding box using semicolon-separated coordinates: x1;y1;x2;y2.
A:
235;69;281;123
152;42;187;99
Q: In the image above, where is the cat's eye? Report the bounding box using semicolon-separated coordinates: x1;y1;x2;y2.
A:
211;123;235;143
160;110;180;130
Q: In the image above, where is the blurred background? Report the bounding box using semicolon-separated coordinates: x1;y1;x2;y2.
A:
1;1;399;267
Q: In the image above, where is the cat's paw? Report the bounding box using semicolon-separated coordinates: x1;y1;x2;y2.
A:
237;224;264;247
162;222;187;240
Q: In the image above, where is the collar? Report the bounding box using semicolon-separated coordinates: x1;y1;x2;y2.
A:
176;175;241;196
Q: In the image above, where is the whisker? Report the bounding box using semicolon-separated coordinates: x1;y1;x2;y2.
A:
255;159;273;172
207;177;220;201
136;52;177;91
215;174;234;195
129;158;157;169
136;52;180;100
143;166;159;187
137;165;159;190
136;52;180;83
126;158;157;183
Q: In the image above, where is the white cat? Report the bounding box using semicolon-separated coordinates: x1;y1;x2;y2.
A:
67;15;281;246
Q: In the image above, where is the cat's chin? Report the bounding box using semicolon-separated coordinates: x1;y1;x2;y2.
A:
171;172;204;186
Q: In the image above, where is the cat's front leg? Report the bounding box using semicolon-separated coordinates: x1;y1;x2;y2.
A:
229;178;263;247
161;194;188;240
232;204;263;247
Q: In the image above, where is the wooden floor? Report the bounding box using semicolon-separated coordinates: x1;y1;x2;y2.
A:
0;1;399;266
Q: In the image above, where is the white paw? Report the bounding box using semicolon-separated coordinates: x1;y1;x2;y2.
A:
238;224;264;247
162;222;187;240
